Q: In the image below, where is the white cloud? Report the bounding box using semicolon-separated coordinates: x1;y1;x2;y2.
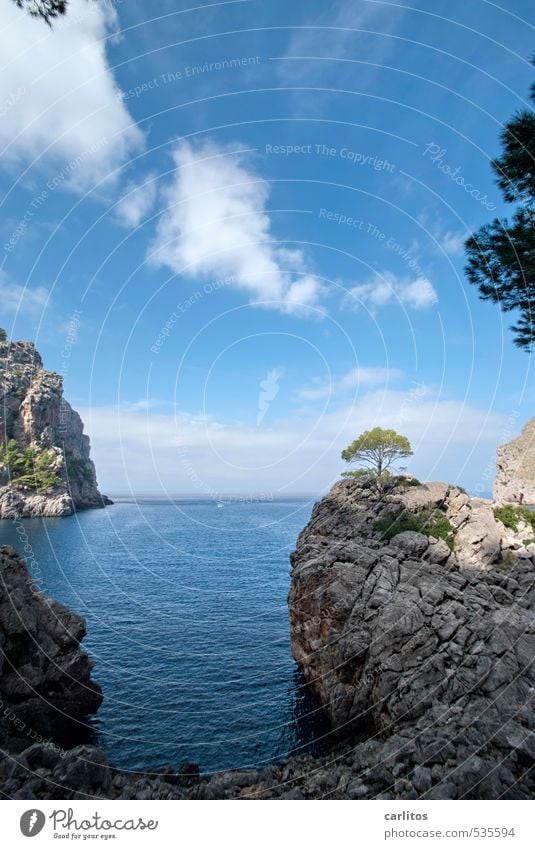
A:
0;275;49;315
439;230;466;255
277;0;402;84
348;272;438;312
115;176;157;227
148;141;323;311
0;0;143;190
80;390;508;496
297;366;403;400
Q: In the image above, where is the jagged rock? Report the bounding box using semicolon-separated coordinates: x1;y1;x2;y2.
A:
454;499;502;570
494;417;535;505
0;339;111;518
0;546;102;752
2;468;535;801
390;530;429;556
288;478;535;798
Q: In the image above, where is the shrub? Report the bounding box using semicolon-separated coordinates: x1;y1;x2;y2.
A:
0;439;61;492
374;508;455;549
65;451;93;483
494;504;535;534
392;475;421;487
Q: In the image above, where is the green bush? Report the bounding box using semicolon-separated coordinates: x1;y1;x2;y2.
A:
374;508;455;549
341;469;375;480
65;451;93;483
494;504;535;534
0;439;61;492
392;475;421;487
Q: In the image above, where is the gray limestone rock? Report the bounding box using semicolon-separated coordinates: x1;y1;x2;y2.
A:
0;339;111;517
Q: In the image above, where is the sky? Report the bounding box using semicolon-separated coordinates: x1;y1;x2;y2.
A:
0;0;533;496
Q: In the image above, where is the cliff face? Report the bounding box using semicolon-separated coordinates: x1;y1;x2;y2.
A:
287;478;535;798
494;417;535;504
0;340;110;518
0;546;102;755
2;499;535;799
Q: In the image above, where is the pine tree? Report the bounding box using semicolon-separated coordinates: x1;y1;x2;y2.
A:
11;0;68;25
465;58;535;351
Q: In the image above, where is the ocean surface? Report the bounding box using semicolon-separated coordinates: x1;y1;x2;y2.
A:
0;497;333;774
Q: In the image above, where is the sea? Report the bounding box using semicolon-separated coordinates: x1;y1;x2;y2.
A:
0;496;333;775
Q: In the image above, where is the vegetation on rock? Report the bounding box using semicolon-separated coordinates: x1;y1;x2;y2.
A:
494;503;535;534
374;507;456;549
0;439;61;492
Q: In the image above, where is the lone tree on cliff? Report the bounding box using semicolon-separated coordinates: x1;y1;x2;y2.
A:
465;56;535;351
341;427;413;481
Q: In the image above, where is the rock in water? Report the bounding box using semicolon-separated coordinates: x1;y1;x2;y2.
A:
0;546;102;752
494;417;535;505
0;339;111;517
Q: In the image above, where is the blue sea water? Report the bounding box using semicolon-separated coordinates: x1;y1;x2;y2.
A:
0;497;332;774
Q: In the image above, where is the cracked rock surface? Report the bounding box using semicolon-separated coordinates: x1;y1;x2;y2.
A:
2;479;535;800
0;340;110;517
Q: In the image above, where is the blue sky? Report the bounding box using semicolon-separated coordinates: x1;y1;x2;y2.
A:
0;0;533;495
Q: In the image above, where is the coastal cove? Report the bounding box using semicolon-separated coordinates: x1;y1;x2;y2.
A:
0;496;331;774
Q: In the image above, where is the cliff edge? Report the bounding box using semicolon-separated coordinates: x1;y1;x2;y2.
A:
0;339;110;518
287;477;535;797
494;417;535;505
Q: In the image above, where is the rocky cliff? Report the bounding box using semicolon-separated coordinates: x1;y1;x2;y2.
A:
0;340;110;517
2;476;535;799
287;477;535;798
494;417;535;504
0;546;102;755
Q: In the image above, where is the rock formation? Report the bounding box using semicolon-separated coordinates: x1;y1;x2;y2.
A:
287;477;535;798
2;475;535;800
0;339;110;517
0;546;102;757
494;417;535;504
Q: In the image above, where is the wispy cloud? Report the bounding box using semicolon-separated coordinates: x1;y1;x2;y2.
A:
80;391;509;495
297;366;403;401
438;230;466;255
348;271;438;312
115;176;157;228
148;140;322;312
0;275;49;315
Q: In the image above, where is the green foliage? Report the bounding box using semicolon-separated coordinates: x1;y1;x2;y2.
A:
12;0;68;25
465;58;535;351
341;427;413;479
341;469;375;480
0;439;61;492
522;538;535;547
0;328;6;342
374;508;455;550
65;452;92;483
392;475;421;487
494;504;535;534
